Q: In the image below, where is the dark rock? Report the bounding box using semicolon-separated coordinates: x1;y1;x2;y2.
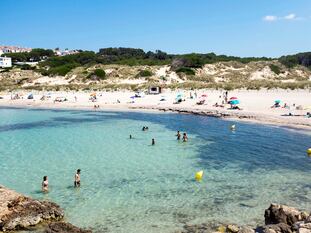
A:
45;222;92;233
262;223;292;233
265;204;307;226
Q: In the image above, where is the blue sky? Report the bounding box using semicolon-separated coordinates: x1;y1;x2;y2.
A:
0;0;310;57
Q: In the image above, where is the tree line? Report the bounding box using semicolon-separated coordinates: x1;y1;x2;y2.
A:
2;47;310;76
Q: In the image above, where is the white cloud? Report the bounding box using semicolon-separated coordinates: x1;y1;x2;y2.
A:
284;13;296;20
263;15;278;21
263;13;303;22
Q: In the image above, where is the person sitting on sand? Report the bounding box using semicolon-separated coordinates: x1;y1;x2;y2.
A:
271;102;281;108
42;176;48;192
74;169;81;187
152;138;155;145
182;133;188;142
176;131;181;140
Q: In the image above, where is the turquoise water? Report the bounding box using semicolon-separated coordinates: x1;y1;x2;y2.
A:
0;107;311;233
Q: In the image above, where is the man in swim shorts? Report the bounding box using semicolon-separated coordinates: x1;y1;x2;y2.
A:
74;169;81;187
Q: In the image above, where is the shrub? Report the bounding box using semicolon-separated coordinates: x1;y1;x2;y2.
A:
269;64;281;75
20;64;35;70
87;69;106;80
93;69;106;78
137;70;153;77
48;63;78;76
176;67;195;75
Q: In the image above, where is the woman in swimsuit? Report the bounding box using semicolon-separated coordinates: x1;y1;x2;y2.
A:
182;133;188;142
42;176;48;192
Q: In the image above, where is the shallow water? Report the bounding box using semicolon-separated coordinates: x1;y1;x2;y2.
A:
0;107;311;233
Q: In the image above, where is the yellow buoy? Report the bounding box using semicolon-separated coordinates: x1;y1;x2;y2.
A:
230;124;236;130
307;148;311;156
195;170;204;181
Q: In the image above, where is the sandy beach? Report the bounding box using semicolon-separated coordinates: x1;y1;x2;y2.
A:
1;89;310;130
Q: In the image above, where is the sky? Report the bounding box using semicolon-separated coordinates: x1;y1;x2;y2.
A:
0;0;310;57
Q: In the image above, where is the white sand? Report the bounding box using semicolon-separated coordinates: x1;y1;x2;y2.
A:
0;89;311;130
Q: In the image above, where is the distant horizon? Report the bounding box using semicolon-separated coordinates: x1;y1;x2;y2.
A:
1;0;310;58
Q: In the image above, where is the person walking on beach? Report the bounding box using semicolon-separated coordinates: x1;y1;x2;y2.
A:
152;138;155;145
182;133;188;142
176;131;181;140
42;176;48;192
74;169;81;187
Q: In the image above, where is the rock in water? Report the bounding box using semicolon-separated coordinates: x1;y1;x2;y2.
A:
265;203;308;226
45;222;92;233
0;185;64;231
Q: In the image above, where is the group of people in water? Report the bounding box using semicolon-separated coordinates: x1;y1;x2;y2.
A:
129;127;188;145
41;169;81;192
176;131;188;142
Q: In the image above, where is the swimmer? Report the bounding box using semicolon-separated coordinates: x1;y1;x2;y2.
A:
42;176;48;192
142;126;146;131
152;138;155;145
74;169;81;187
182;133;188;142
176;131;181;140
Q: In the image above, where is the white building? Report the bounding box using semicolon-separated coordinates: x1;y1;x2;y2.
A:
0;57;12;68
0;46;32;54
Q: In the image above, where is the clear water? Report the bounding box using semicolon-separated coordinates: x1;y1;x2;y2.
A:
0;107;311;233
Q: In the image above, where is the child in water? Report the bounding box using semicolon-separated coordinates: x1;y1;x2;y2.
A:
74;169;81;187
182;133;188;142
42;176;48;192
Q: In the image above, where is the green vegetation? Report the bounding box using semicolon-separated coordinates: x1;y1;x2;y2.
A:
87;69;106;80
137;70;153;77
40;51;96;76
279;52;311;69
176;67;195;75
269;64;281;75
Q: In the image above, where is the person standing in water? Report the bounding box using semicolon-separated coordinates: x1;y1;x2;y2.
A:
129;134;133;139
182;133;188;142
42;176;48;192
74;169;81;187
152;138;155;145
176;131;181;140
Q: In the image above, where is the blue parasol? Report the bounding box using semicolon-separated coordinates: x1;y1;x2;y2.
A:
229;99;240;105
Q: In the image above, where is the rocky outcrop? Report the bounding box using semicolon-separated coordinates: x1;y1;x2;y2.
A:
0;185;64;231
265;204;308;226
45;222;92;233
178;204;311;233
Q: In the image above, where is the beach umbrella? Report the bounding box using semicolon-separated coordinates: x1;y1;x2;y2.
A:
230;97;238;100
201;94;208;98
90;93;96;97
275;100;281;104
229;99;240;105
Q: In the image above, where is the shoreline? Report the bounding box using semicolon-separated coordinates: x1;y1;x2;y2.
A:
1;101;311;132
0;89;310;131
